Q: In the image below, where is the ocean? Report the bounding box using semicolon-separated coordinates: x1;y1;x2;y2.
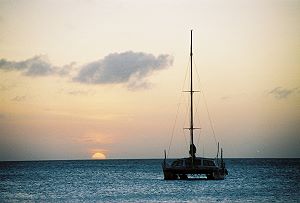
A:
0;159;299;202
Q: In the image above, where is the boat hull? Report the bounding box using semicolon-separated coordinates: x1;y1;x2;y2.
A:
162;164;228;180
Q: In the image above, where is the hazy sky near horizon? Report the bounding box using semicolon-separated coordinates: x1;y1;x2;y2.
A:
0;0;299;160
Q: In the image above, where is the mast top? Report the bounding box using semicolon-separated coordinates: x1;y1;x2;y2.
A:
190;30;193;56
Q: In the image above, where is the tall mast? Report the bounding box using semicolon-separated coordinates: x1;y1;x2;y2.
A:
189;30;196;164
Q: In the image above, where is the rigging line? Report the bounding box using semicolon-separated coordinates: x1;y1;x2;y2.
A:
193;70;203;149
192;62;203;152
167;57;190;158
196;128;201;147
188;53;203;152
194;59;218;148
196;102;202;147
183;131;189;157
191;53;202;142
167;101;181;158
182;101;189;151
202;90;218;147
195;89;202;148
194;82;202;145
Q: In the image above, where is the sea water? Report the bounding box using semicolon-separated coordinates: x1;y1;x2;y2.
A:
0;159;299;202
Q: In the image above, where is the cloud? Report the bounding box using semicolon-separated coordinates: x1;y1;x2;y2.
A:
0;84;8;91
0;55;54;76
0;55;73;76
11;96;26;102
0;51;173;90
57;62;77;76
127;80;152;91
57;87;94;96
67;90;91;96
75;132;113;145
220;96;230;100
267;87;298;99
73;51;173;89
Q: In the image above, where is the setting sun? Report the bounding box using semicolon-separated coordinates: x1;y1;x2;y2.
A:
92;152;106;160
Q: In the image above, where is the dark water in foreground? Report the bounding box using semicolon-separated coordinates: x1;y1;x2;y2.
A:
0;159;299;202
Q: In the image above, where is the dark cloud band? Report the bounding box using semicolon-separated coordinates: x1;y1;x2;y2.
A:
268;87;298;99
0;51;173;90
73;51;173;89
0;55;55;76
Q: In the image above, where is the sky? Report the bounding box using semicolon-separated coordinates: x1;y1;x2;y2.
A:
0;0;299;161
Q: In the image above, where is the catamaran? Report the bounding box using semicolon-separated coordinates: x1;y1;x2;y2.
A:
162;30;228;180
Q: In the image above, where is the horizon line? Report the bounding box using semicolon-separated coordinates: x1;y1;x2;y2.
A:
1;157;300;162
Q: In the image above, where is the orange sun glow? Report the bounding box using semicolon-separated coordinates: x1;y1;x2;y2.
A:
92;152;106;160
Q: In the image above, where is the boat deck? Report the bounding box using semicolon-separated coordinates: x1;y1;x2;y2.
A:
162;157;228;180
